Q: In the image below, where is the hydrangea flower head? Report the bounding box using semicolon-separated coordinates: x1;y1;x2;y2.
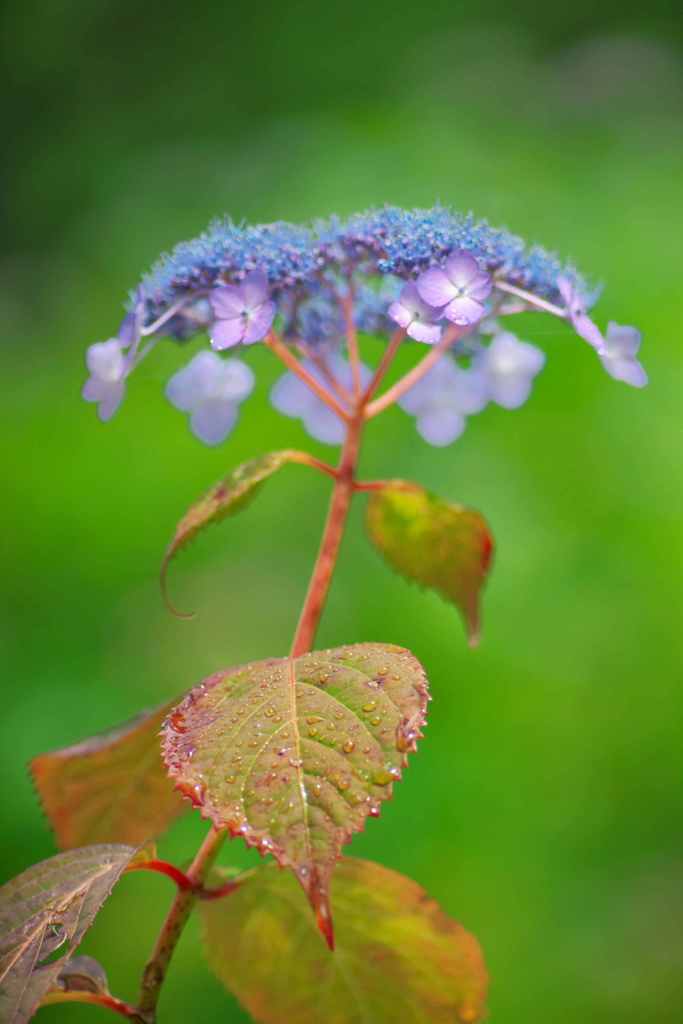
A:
82;204;646;447
416;251;492;327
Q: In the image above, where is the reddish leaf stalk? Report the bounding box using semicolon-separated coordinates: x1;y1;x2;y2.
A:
132;859;194;891
40;991;141;1019
136;827;226;1022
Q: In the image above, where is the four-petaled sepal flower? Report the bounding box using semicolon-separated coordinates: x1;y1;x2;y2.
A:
599;323;648;388
209;271;276;350
558;276;606;355
82;339;129;422
474;332;545;409
166;350;254;445
416;251;492;327
388;282;443;343
399;357;489;447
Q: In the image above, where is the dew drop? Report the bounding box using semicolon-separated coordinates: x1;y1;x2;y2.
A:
370;715;382;726
264;706;276;718
362;700;377;713
342;739;355;754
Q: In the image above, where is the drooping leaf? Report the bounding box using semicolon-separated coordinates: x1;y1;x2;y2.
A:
163;643;429;947
0;845;136;1024
365;482;494;645
161;449;317;616
31;702;186;849
201;858;488;1024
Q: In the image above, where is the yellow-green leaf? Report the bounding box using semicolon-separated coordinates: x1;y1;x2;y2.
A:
163;643;429;947
366;482;494;645
201;858;488;1024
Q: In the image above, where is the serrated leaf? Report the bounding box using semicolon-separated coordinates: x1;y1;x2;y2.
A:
0;845;136;1024
201;858;488;1024
161;450;316;616
365;482;494;645
163;643;429;947
31;702;186;849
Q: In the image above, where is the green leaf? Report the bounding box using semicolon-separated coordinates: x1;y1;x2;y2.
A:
365;482;494;645
201;858;488;1024
161;449;317;616
31;702;186;849
163;643;429;947
0;845;136;1024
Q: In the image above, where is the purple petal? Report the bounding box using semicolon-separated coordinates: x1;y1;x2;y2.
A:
97;382;126;422
211;317;246;350
271;372;317;418
190;400;238;446
242;300;275;344
210;285;247;319
488;375;533;409
417;267;457;308
445;251;481;286
443;295;486;326
388;300;412;329
407;320;442;345
605;322;641;359
82;378;106;402
241;270;270;309
303;404;345;445
416;409;466;447
600;356;648;389
467;270;493;303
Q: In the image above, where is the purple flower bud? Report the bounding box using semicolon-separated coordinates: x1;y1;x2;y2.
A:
558;276;606;354
166;350;254;445
416;251;492;327
599;323;647;388
474;332;545;409
82;339;129;421
209;270;276;350
387;282;443;344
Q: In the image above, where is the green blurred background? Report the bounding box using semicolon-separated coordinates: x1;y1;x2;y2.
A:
2;1;682;1020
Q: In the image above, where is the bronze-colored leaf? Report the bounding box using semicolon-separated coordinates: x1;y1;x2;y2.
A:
0;845;136;1024
163;643;429;947
31;703;186;849
366;481;494;645
201;858;488;1024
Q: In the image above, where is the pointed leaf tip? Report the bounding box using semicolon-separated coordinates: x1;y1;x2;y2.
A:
162;643;429;935
365;481;494;644
161;450;319;616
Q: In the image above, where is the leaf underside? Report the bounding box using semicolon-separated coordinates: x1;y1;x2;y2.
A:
0;845;137;1024
162;643;429;947
161;449;313;616
201;858;488;1024
31;702;186;849
365;482;494;645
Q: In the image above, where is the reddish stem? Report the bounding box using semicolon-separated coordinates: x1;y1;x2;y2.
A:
40;991;141;1019
290;411;364;657
132;860;194;891
266;330;349;421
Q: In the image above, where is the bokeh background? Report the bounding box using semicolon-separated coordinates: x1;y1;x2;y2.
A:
2;1;682;1020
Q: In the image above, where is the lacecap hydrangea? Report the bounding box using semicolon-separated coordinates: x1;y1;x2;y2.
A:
83;205;647;447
